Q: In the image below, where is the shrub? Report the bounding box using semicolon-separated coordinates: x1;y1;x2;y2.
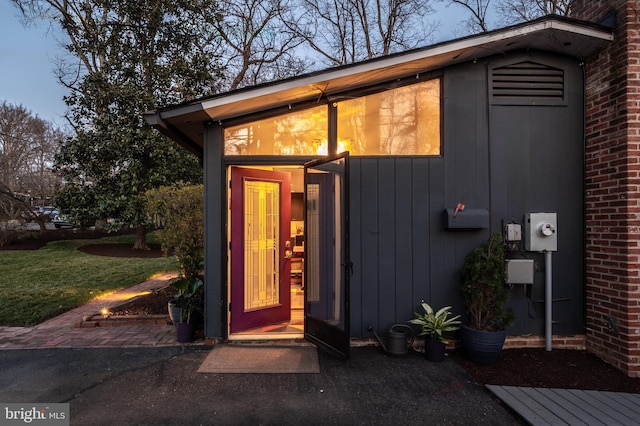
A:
145;183;204;279
461;233;514;331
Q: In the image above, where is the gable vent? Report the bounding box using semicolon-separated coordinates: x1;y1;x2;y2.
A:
491;61;565;105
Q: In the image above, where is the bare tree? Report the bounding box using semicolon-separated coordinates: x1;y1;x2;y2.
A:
447;0;492;33
495;0;573;25
212;0;309;90
0;102;63;228
21;124;64;202
286;0;438;67
0;103;32;195
0;102;62;197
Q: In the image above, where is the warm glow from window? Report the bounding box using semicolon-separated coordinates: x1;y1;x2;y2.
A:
223;80;440;156
337;139;351;154
337;79;441;155
243;180;280;310
315;139;351;155
224;106;328;155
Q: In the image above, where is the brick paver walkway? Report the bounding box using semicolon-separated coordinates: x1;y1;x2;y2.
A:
0;272;203;349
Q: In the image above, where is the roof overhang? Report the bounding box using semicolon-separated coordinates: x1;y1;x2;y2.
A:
145;15;614;157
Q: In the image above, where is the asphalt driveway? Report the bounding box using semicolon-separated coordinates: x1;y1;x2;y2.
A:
0;346;522;425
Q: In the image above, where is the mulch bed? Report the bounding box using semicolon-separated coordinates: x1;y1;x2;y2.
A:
1;229;165;257
0;228;142;251
75;284;178;327
108;286;177;315
77;243;164;258
449;348;640;393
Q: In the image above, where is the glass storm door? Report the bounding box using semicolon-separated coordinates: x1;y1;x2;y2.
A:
304;153;350;359
230;167;291;333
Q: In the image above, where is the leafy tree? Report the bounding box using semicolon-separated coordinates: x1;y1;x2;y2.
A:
14;0;222;248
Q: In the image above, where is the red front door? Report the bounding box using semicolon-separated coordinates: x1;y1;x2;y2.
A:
230;167;291;333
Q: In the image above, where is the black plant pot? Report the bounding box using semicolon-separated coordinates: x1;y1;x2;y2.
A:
176;322;195;343
459;325;506;364
424;337;446;362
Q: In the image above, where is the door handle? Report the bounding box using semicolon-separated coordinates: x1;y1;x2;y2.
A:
341;261;354;277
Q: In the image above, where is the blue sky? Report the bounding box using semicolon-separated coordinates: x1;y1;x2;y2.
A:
0;2;488;127
0;1;69;126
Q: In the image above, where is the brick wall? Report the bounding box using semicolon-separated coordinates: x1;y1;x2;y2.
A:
503;335;586;351
572;0;640;377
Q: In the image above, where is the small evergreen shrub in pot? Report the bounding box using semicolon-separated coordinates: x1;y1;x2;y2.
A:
460;233;514;364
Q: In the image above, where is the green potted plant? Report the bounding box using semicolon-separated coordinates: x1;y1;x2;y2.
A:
172;276;203;343
459;232;514;363
410;302;461;362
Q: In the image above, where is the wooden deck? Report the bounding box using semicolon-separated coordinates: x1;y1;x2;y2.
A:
487;385;640;425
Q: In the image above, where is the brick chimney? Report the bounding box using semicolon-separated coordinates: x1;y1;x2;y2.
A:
572;0;640;377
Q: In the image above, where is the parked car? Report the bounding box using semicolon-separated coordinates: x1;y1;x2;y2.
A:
45;208;60;220
53;213;74;229
24;206;59;222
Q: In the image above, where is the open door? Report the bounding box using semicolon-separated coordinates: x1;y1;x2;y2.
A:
304;153;350;359
230;167;291;333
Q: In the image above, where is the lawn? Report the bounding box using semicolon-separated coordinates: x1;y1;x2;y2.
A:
0;234;178;326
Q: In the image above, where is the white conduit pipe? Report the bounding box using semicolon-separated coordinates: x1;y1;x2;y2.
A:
545;250;552;351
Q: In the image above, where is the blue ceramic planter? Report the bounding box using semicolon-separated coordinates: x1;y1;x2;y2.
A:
460;325;506;364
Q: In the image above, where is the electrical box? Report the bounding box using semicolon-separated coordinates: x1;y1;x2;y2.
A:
506;259;535;284
525;213;557;252
505;223;522;242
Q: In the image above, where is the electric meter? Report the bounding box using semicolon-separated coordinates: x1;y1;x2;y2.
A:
524;213;557;252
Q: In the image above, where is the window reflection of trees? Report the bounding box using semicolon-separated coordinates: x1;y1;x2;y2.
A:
338;79;440;155
223;80;440;156
224;106;327;155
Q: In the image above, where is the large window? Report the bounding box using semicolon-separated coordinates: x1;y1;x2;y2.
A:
337;79;441;155
224;105;328;155
223;79;441;156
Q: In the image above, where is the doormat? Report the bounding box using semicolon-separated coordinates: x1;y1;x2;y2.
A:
197;345;320;374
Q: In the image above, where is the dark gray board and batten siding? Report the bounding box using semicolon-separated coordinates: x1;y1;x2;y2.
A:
353;51;585;337
487;52;585;337
203;50;585;340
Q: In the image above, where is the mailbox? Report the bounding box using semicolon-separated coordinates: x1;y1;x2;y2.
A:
442;208;489;230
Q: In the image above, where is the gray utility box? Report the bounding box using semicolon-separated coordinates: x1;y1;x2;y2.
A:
442;208;489;230
525;212;557;252
506;259;535;284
